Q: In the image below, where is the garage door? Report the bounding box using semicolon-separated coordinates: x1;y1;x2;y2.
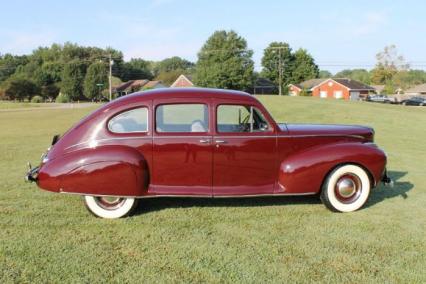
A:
350;91;360;101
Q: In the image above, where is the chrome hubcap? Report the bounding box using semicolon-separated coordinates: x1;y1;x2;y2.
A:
334;174;362;203
95;197;125;210
337;178;356;198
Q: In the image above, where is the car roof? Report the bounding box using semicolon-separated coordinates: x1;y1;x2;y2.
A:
110;87;256;105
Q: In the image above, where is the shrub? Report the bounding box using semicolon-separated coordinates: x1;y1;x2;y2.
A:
31;95;44;103
55;92;70;103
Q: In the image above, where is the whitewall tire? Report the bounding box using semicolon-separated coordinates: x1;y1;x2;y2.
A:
321;164;371;212
84;196;138;219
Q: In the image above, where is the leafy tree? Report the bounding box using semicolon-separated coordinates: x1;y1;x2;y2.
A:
194;30;254;90
154;56;194;75
84;62;108;100
154;69;184;86
334;69;371;84
3;77;40;101
121;58;153;81
318;70;333;78
0;54;29;83
61;60;86;101
394;70;426;90
291;49;319;83
261;42;294;93
371;45;409;85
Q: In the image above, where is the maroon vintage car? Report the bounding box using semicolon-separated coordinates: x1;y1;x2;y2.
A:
26;88;392;218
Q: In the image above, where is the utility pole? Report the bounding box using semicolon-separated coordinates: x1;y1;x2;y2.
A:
269;46;285;96
109;54;113;102
278;48;282;96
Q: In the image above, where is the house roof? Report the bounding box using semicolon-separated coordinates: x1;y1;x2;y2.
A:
295;78;327;90
332;78;375;91
405;83;426;93
114;79;149;92
143;80;163;88
372;85;385;93
171;74;194;87
292;78;374;91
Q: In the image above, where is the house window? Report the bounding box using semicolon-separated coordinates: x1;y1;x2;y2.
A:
156;104;208;133
334;91;343;99
320;91;328;98
108;107;148;133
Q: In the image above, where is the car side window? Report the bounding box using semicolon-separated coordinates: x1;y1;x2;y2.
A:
217;105;270;133
156;104;208;133
108;107;148;133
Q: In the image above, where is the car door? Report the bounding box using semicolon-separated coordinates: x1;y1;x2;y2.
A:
151;98;213;196
212;101;277;196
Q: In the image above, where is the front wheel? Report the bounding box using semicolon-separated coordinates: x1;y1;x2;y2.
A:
320;164;371;212
84;196;138;218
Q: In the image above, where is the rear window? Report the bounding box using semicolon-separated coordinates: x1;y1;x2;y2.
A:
156;104;208;133
108;107;148;133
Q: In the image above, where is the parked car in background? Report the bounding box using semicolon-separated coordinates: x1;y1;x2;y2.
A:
366;95;393;103
26;88;391;218
401;96;426;106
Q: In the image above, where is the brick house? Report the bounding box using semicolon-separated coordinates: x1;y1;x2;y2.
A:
289;78;375;100
171;74;194;88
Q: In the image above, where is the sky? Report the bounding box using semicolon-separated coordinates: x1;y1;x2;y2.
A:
1;0;426;73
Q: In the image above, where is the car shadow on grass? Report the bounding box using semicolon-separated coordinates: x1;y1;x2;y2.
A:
364;170;413;208
134;195;321;215
133;170;412;215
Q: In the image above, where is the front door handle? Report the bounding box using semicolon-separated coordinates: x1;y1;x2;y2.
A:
215;140;227;144
199;139;210;144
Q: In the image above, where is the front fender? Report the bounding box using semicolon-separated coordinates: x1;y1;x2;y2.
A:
37;145;149;196
278;142;386;194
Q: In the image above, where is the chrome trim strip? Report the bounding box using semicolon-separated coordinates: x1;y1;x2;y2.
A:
60;190;316;198
65;136;153;150
65;133;365;150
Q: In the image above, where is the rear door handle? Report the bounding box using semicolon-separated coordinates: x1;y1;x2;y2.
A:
215;140;227;144
199;139;210;144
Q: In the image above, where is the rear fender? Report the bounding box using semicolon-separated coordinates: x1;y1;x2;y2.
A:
278;143;386;194
37;145;148;196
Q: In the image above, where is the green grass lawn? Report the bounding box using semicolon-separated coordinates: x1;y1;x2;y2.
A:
0;97;425;283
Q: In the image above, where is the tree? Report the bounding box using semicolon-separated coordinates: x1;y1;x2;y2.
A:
3;77;40;101
371;45;409;85
0;54;29;83
154;56;194;75
155;69;185;86
120;58;153;81
334;69;371;84
61;60;86;101
260;42;293;94
291;49;319;83
84;62;108;101
194;30;254;90
318;70;332;78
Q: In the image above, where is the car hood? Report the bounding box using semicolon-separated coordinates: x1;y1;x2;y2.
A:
279;123;374;141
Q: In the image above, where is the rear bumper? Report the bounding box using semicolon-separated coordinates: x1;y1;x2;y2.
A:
25;165;39;183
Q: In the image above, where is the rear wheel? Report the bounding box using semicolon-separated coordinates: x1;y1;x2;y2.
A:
320;164;371;212
84;196;138;218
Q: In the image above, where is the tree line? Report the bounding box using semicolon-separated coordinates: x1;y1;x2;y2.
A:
1;32;425;101
0;43;196;102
